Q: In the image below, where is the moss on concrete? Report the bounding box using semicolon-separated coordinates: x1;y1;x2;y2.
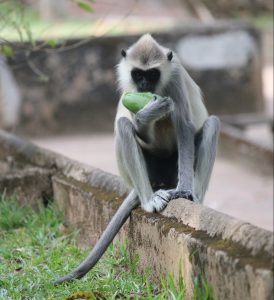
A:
55;174;124;209
133;209;272;271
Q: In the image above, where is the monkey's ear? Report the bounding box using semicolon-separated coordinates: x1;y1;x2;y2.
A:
167;51;173;61
121;49;127;58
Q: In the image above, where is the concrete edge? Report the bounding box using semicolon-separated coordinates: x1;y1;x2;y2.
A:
220;123;273;155
0;166;53;207
162;199;273;255
219;123;273;175
0;130;129;197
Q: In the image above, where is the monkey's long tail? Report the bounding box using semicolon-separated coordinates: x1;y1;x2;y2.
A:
53;191;139;285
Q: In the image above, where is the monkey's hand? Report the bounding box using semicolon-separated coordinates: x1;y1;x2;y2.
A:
135;96;174;126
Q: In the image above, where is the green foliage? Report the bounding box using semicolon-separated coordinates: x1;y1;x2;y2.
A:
0;0;36;44
193;277;214;300
76;1;93;13
251;15;273;28
0;0;94;52
0;45;14;58
46;39;58;48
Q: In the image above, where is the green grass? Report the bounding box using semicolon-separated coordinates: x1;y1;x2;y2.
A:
0;194;213;299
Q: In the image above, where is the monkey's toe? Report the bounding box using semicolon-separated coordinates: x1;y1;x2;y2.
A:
169;190;194;201
142;190;170;212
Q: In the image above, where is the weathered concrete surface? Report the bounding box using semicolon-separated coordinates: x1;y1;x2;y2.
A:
0;167;52;207
162;199;273;255
0;130;273;299
129;208;273;300
52;174;125;248
3;22;263;135
201;0;273;16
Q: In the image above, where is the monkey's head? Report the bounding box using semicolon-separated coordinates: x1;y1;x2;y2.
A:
117;34;175;94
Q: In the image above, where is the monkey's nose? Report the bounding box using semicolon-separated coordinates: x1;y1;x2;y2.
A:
138;81;154;92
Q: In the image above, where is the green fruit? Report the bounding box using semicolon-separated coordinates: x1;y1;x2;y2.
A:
122;92;159;113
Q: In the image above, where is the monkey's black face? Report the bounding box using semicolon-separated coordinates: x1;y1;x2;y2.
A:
131;68;161;92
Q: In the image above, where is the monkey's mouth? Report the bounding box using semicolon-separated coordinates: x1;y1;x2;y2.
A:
136;79;156;93
137;88;155;93
137;85;156;93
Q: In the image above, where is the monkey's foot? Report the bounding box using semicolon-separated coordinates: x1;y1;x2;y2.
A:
168;190;194;201
142;190;171;213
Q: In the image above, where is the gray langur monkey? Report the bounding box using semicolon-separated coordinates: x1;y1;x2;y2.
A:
54;34;220;285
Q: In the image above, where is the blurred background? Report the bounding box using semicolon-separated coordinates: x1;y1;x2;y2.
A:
0;0;273;230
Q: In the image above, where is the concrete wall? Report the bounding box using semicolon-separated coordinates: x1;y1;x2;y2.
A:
201;0;273;16
219;124;273;176
0;129;272;300
1;22;263;135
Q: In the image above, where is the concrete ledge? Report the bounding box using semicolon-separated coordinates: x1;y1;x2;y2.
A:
51;174;272;299
0;167;53;207
0;130;129;197
129;208;272;300
219;124;273;175
0;130;273;299
162;199;273;255
52;174;125;247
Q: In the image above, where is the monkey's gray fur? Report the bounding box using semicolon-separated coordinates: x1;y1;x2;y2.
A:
54;34;220;284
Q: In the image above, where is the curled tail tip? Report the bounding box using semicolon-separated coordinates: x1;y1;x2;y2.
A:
53;277;67;286
53;273;75;285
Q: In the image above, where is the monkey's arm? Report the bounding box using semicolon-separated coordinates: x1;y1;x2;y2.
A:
133;96;174;139
53;190;139;285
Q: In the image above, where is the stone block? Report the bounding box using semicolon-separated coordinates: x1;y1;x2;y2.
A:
219;124;273;176
51;174;127;248
176;31;263;115
0;167;53;207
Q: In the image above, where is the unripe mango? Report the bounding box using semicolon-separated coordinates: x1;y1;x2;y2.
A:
122;92;159;113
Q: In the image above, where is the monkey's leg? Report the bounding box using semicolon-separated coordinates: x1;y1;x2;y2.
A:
174;119;195;198
149;119;196;208
54;190;139;285
193;115;220;203
116;117;159;209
